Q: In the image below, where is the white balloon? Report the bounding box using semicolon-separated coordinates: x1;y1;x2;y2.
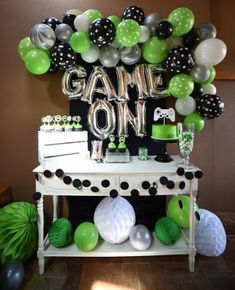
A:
139;25;150;43
202;83;217;95
111;38;121;49
166;35;182;49
175;96;196;116
74;14;90;32
94;196;136;244
129;225;152;251
65;9;83;16
194;38;227;66
81;44;100;63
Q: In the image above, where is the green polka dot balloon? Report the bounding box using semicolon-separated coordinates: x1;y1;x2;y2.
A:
83;9;103;23
168;7;195;36
116;19;141;47
168;74;194;98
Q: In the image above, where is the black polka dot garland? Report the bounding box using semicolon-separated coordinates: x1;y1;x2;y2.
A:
122;6;145;24
197;94;224;119
51;43;76;70
89;18;115;48
166;46;195;74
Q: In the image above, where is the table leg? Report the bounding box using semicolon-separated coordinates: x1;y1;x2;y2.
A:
52;195;58;222
37;194;45;275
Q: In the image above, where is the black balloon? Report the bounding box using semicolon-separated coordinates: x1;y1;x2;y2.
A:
182;29;200;50
165;46;194;74
51;43;76;70
0;261;24;290
63;14;76;31
155;20;173;39
89;18;115;48
191;83;203;99
47;62;58;74
42;17;61;30
122;6;145;24
197;94;224;119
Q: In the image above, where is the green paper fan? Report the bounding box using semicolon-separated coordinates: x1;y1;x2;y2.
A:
48;218;73;248
155;216;181;245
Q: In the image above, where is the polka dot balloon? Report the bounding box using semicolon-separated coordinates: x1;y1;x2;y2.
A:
51;43;76;70
196;94;224;119
122;6;145;25
166;46;194;74
42;17;61;31
89;18;115;48
168;73;194;98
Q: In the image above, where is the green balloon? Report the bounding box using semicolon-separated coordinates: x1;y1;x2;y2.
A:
17;37;37;61
168;7;195;36
142;36;169;64
168;74;194;98
201;67;216;85
24;49;51;75
108;15;121;28
155;217;181;245
167;195;199;228
116;19;141;47
74;222;99;252
83;9;102;22
184;112;205;132
48;218;73;248
70;32;90;53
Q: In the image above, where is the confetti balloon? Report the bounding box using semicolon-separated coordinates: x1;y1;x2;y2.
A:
122;6;145;24
89;18;115;48
196;94;224;119
30;23;56;49
195;209;226;256
166;46;194;73
51;43;76;70
42;17;61;30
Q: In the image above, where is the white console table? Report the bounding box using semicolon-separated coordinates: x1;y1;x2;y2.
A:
33;155;200;275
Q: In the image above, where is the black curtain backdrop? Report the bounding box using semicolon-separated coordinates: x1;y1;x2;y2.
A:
69;60;167;231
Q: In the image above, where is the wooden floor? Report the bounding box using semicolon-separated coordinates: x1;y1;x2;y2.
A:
20;236;235;290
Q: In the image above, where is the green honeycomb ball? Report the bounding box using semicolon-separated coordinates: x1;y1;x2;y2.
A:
48;218;73;248
155;217;181;245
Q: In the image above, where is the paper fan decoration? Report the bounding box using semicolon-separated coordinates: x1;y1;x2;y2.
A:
48;218;73;248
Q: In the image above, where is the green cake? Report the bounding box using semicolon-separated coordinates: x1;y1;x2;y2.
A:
152;124;177;140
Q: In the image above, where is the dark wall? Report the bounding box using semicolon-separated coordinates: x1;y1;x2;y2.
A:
1;0;234;214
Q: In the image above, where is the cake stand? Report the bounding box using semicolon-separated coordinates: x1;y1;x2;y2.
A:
151;138;178;163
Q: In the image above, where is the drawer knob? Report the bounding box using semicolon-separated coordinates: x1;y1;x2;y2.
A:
159;176;168;185
167;180;175;189
91;186;99;193
82;180;91;187
101;179;110;188
110;189;118;198
63;176;72;185
131;189;139;197
120;182;129;190
148;187;157;196
55;168;64;178
73;179;82;189
142;181;150;190
43;170;52;178
179;181;186;189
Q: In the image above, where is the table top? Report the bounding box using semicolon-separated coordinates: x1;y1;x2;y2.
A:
33;155;200;174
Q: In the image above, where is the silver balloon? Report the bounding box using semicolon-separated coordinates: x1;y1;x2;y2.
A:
30;23;56;49
116;65;148;102
129;225;152;251
166;35;182;49
143;12;161;35
81;44;100;63
55;23;73;43
202;83;217;95
81;66;117;104
195;23;217;40
190;64;210;83
61;66;87;100
88;99;116;140
117;100;146;138
145;65;169;98
175;96;196;116
99;47;120;68
111;37;121;49
139;25;150;43
119;45;141;65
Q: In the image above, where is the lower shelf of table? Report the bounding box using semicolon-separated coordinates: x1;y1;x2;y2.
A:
42;231;189;257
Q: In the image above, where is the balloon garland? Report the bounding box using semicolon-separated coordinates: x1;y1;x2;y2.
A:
18;6;227;137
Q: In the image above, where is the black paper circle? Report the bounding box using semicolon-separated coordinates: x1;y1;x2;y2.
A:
165;46;194;74
185;172;194;180
51;43;76;70
195;170;203;179
122;6;145;24
176;167;185;176
110;189;118;198
197;94;224;119
89;18;115;48
42;17;61;31
155;20;173;39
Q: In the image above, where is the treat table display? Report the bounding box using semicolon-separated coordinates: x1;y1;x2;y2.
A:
34;155;200;275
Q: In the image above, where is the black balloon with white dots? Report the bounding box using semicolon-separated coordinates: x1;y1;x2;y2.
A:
51;43;76;70
89;18;115;48
165;46;194;74
196;94;224;119
122;6;145;24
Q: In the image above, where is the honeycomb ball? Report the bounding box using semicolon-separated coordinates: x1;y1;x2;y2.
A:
195;209;226;256
155;217;181;245
48;218;73;248
94;196;136;244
